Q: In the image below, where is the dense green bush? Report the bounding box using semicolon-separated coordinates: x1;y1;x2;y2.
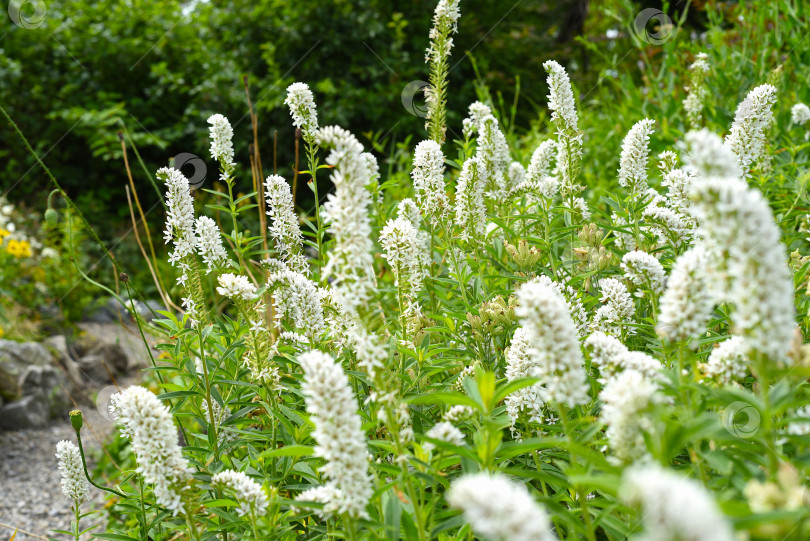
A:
43;1;810;540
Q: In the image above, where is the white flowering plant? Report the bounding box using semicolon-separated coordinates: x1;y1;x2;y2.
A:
47;2;810;541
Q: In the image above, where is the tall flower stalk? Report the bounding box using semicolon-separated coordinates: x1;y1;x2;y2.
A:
425;0;461;144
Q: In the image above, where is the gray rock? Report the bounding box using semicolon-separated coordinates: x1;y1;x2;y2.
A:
19;365;70;418
86;341;129;374
44;334;83;386
77;353;115;383
0;395;49;430
0;340;55;401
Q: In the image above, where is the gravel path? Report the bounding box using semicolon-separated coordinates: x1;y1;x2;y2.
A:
0;321;159;540
0;407;113;540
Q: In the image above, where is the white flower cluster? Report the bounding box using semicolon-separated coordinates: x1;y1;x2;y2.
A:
316;126;377;314
684;52;710;129
448;473;556;541
515;279;589;406
423;421;465;452
110;386;192;515
700;336;749;385
724;84;777;177
657;246;713;341
642;190;692;247
411;139;448;220
264;174;307;274
397;198;422;228
659;168;696;220
585;331;661;383
462;100;492;138
791;102;810;126
691;177;795;361
267;269;326;341
534;274;587;337
621;463;735;541
454;156;487;243
159;166;205;326
599;369;662;463
543;60;583;198
681;128;742;178
590;278;635;336
55;440;89;504
194;216;227;274
477;115;510;201
160;167;196;276
380;217;428;313
505;326;545;425
297;350;372;518
621;251;665;296
216;273;257;301
508;161;526;187
211;470;269;518
444;405;475;422
515;139;559;199
207;113;235;172
285;82;319;140
618;118;656;196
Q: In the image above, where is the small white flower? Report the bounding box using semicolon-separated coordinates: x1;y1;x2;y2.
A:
691;177;795;361
411;139;448;220
264;174;307;274
590;278;635;335
621;251;665;296
618;118;656;196
657;246;714;341
448;472;556;541
681;128;742;178
217;273;257;301
424;421;465;452
211;470;269;518
55;440;89;504
701;336;749;385
600;369;662;463
110;386;192;515
791;103;810;126
316;125;377;314
515;279;589;406
207;114;235;170
454;156;487;243
194;216;227;273
724;84;777;177
621;463;735;541
285;82;319;140
298;350;373;519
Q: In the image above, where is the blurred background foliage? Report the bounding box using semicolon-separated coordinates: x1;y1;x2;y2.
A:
1;0;809;314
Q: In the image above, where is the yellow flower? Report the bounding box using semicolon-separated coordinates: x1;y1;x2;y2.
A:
0;228;9;241
0;326;4;339
5;239;31;258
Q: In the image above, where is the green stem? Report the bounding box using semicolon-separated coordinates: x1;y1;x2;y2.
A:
556;404;596;541
73;501;80;541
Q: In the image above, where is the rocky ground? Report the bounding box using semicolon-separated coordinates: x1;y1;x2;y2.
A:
0;320;159;540
0;406;113;540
